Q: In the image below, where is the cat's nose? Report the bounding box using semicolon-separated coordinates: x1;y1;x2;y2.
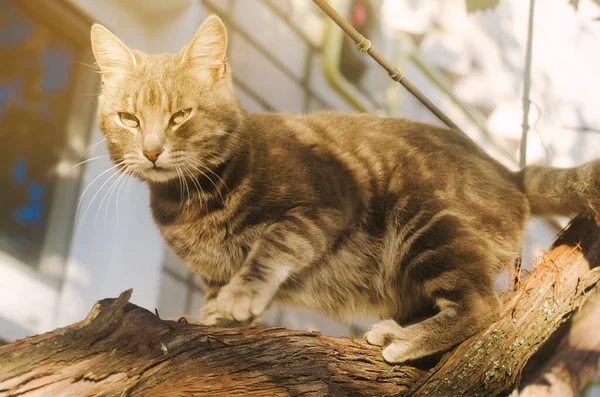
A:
143;149;163;163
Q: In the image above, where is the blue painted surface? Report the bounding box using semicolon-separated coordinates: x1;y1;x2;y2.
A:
0;0;32;46
41;46;73;93
15;202;42;224
0;79;22;110
28;184;44;201
12;160;26;185
11;161;45;225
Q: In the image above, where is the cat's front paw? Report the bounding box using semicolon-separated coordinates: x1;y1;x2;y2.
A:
214;283;268;323
200;300;225;326
201;310;225;326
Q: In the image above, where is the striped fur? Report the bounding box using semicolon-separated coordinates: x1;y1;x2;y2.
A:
91;16;600;364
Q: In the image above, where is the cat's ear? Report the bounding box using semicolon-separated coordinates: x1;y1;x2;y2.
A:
90;24;136;83
182;15;228;80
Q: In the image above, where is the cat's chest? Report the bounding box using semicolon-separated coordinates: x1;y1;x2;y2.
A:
159;219;262;284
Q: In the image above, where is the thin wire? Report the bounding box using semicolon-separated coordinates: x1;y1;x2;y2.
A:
311;0;461;131
520;0;536;169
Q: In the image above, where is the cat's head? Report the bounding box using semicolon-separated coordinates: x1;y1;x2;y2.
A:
91;16;242;183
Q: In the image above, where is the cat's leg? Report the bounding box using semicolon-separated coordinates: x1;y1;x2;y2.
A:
367;286;499;364
198;286;223;325
213;208;338;324
366;208;508;363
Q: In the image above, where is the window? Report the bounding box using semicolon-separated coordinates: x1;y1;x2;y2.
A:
0;0;96;278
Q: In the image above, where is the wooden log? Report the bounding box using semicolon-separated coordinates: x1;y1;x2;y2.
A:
0;215;599;397
0;289;425;396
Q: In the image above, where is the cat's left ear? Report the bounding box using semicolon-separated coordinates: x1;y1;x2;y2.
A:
182;15;228;80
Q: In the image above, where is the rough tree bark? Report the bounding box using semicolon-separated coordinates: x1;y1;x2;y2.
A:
1;215;599;397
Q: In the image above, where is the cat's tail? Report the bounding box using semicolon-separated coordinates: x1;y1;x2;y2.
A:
517;161;600;216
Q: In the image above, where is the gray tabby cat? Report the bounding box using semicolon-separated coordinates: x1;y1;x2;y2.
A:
90;16;600;364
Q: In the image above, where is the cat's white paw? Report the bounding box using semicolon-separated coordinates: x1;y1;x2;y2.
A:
201;310;223;326
215;284;267;323
382;340;411;364
200;300;224;325
364;319;404;346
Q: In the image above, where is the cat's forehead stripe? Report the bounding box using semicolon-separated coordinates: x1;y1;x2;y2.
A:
134;81;172;113
127;91;136;114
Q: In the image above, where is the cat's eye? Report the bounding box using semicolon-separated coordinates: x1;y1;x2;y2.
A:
169;108;192;125
118;112;139;128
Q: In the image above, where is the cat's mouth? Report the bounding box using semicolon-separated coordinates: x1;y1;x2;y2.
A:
139;164;179;183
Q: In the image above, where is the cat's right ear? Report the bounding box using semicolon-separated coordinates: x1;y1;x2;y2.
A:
90;24;136;83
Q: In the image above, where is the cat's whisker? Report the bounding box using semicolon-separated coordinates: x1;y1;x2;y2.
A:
80;168;121;229
115;166;132;221
173;164;187;213
181;162;205;200
202;161;230;193
71;155;107;169
74;59;102;72
217;129;250;144
93;165;129;228
77;138;107;162
183;160;224;203
178;164;189;211
106;166;129;225
182;165;193;207
185;156;230;195
125;166;139;204
183;158;217;184
75;161;125;226
76;93;102;98
103;165;131;226
201;148;230;164
183;162;208;205
195;149;232;171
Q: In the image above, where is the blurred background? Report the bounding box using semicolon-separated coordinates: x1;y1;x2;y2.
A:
0;0;599;391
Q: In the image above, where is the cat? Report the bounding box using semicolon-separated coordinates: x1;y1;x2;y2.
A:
90;15;600;364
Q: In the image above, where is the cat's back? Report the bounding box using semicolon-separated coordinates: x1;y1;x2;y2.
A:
246;111;515;185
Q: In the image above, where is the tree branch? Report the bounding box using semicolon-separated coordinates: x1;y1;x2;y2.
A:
0;215;599;396
515;292;600;397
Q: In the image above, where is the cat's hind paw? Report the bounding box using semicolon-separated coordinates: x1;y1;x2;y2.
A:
364;319;404;347
382;340;413;364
